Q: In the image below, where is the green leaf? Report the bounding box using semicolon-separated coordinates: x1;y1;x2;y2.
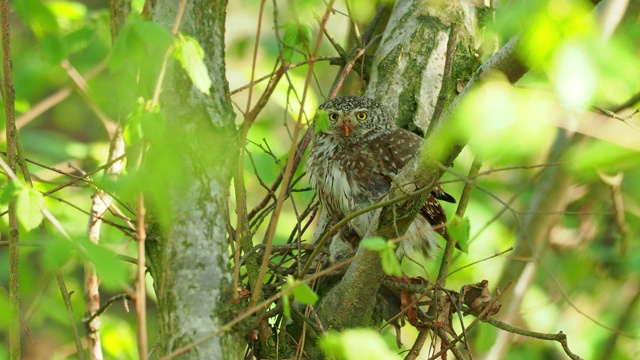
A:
41;34;68;64
314;110;330;134
380;248;402;277
290;0;322;23
14;0;60;37
123;98;163;146
281;276;318;319
0;181;23;204
109;17;172;71
282;292;291;318
360;236;387;252
108;21;134;70
173;34;212;95
41;236;76;270
280;22;313;63
292;283;319;306
448;216;470;253
286;275;318;305
16;187;45;232
78;238;129;289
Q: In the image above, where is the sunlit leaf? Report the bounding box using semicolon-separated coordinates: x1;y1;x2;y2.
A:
41;34;68;64
108;22;134;70
287;0;322;25
320;329;401;360
515;0;594;67
568;140;640;180
360;236;387;252
16;186;45;231
552;42;596;111
62;26;96;55
380;248;402;277
109;17;172;71
102;318;138;359
286;275;318;305
314;110;330;134
173;34;212;95
41;236;76;270
282;290;291;318
448;216;470;253
123;98;163;147
453;76;555;163
0;181;23;204
280;22;313;63
14;0;59;37
78;238;129;289
346;0;377;22
46;1;87;30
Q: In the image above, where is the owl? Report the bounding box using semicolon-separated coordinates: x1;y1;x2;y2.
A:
307;95;455;261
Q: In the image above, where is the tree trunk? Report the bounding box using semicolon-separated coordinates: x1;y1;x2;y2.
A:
145;1;242;358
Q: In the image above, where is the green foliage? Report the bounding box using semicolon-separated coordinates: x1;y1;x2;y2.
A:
102;317;138;359
453;76;556;163
361;237;402;277
360;236;387;251
123;98;165;150
286;0;323;25
320;328;400;360
280;22;313;63
314;110;331;134
345;0;379;23
41;236;129;289
282;275;319;317
108;17;173;71
0;180;44;232
13;0;59;37
15;186;45;232
380;246;402;277
568;140;640;180
448;216;470;253
173;34;213;95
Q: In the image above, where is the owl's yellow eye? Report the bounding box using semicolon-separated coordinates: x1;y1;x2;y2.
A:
355;111;367;121
328;113;339;121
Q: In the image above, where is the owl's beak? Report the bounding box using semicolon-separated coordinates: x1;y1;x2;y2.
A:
342;119;352;136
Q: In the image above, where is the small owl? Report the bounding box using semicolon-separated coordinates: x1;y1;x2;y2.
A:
307;95;455;261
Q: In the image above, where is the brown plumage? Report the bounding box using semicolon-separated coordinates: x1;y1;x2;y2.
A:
307;95;455;261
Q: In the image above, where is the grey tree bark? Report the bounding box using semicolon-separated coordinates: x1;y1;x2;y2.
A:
145;1;243;359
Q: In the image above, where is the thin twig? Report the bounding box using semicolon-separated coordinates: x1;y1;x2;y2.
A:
251;2;335;301
230;56;339;95
427;283;511;360
484;318;583;360
84;294;132;324
135;193;148;359
56;271;86;360
1;0;21;356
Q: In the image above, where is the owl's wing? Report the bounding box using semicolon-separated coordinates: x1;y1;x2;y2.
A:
374;129;458;243
376;129;423;173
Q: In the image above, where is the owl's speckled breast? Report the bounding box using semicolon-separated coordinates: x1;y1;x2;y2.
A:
308;132;368;218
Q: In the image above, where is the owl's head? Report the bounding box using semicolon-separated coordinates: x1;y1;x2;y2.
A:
318;95;394;136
